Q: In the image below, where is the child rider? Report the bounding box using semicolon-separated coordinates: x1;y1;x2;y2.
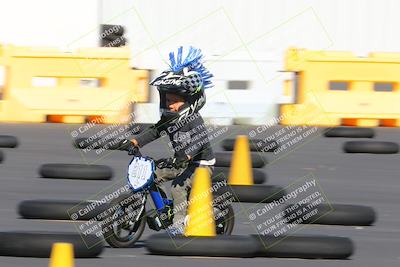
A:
119;46;215;234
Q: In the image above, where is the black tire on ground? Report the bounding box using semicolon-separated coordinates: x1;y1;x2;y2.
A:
252;234;354;259
324;127;374;138
101;24;125;35
212;167;267;184
222;139;279;152
18;200;109;221
39;164;113;180
343;141;399;154
216;185;286;203
101;37;127;47
0;150;3;163
215;152;267;168
0;231;103;258
283;204;376;226
146;234;257;257
0;135;18;148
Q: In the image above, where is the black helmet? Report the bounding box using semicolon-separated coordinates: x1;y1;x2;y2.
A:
149;46;213;123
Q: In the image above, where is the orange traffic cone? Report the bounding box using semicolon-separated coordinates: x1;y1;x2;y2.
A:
228;135;254;185
48;242;74;267
184;167;216;237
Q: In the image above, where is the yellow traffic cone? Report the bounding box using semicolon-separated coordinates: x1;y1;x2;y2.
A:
228;135;254;185
184;167;216;237
48;242;74;267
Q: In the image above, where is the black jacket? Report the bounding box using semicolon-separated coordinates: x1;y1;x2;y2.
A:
135;113;215;163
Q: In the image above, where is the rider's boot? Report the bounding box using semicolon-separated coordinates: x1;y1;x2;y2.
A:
165;217;186;236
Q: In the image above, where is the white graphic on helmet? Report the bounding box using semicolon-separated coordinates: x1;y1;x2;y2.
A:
151;72;183;87
176;95;205;122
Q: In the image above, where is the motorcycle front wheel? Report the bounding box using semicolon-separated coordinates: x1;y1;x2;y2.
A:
102;193;146;248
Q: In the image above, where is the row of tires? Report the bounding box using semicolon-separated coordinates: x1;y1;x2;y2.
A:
146;233;354;259
36;151;267;181
17;198;376;226
0;127;379;149
143;128;373;259
70;127;380;152
0;135;100;258
2;140;398;169
0;230;353;259
73;135;278;152
0;231;103;258
1;127;397;153
324;127;399;154
1;127;382;261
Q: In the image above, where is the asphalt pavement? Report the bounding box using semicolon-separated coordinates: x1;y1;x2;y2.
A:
0;123;399;267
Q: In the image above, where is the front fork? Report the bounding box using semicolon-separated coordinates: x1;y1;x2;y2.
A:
147;189;174;230
128;194;146;226
150;190;166;210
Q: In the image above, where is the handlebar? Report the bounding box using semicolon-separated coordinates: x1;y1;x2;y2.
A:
122;143;176;169
129;146;142;157
126;146;169;168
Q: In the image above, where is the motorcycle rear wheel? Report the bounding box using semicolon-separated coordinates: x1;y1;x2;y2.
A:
213;195;235;235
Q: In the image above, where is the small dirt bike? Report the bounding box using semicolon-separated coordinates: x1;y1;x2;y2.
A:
102;148;235;248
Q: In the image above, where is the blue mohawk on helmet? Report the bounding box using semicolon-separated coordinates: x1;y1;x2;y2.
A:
168;46;213;89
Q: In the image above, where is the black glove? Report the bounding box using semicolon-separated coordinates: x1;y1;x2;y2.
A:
156;155;189;169
118;139;140;156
